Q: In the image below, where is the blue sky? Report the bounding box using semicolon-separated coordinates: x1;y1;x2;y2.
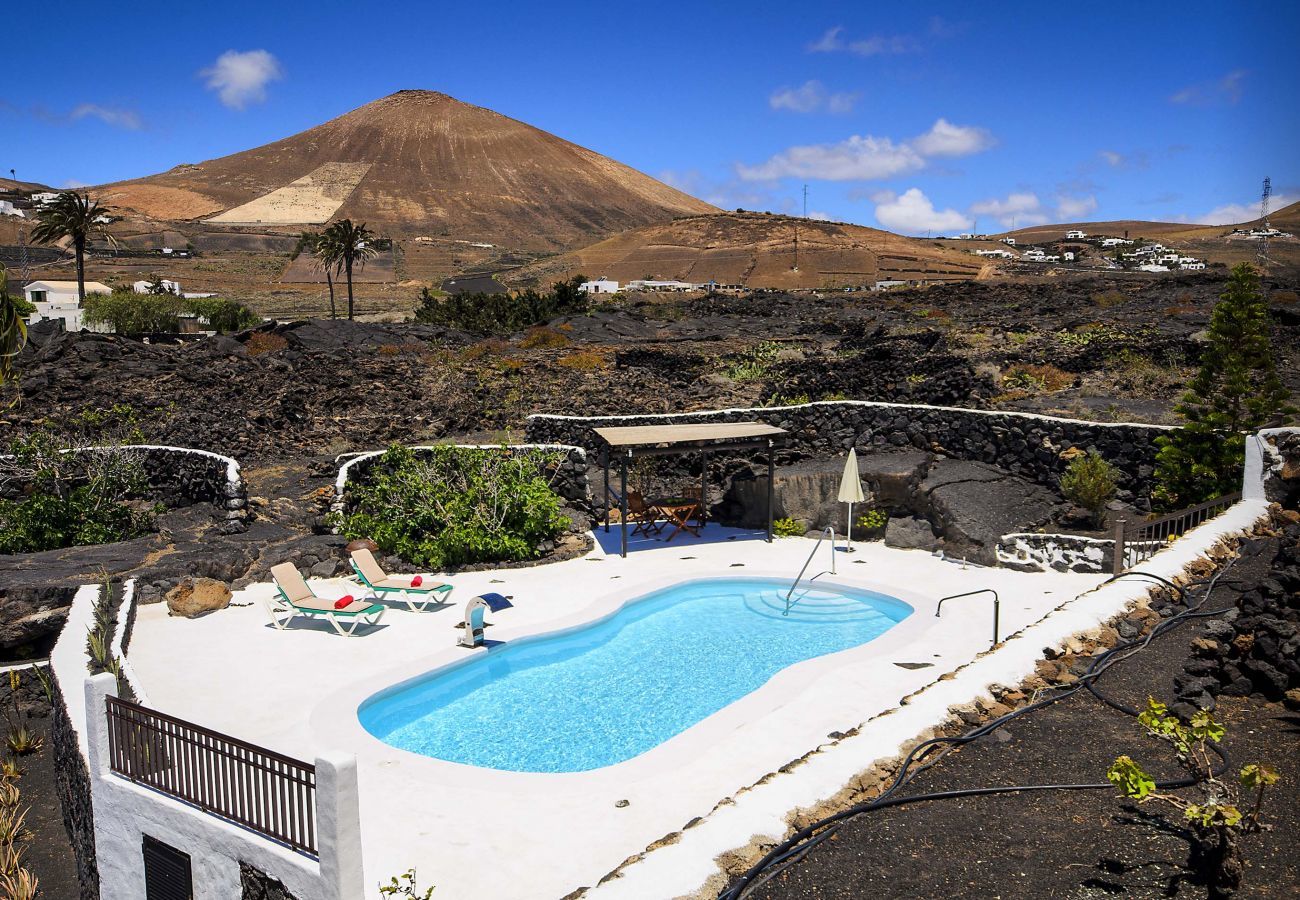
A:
5;0;1296;235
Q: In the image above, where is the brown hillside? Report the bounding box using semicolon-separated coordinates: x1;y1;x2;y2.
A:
508;213;992;290
91;90;716;250
999;201;1300;243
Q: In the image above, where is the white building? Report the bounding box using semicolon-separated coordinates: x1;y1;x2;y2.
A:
579;278;620;294
133;279;182;295
1138;263;1170;273
1100;237;1133;248
1182;261;1206;270
31;191;60;206
975;249;1015;259
23;280;112;331
624;279;697;292
1063;251;1076;262
0;200;24;218
1065;229;1087;239
1000;237;1016;246
1022;248;1047;261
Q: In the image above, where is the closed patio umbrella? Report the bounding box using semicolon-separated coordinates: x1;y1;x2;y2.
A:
838;447;866;553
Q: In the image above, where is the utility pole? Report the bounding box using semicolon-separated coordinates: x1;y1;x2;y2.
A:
802;184;808;219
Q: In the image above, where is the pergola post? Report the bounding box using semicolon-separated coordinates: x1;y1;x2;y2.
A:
602;446;610;533
699;451;709;529
619;451;629;558
766;439;775;543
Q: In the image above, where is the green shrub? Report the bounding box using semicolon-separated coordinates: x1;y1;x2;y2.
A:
183;297;261;333
0;412;158;554
414;277;588;334
331;445;569;569
1059;450;1119;526
855;507;888;535
722;341;784;382
772;517;804;537
83;290;182;333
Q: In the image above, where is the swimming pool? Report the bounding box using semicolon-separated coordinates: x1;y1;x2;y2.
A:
358;577;913;772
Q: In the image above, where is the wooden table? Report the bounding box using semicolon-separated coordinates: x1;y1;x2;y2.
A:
651;497;702;542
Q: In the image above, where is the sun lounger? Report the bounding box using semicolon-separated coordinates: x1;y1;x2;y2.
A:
349;548;453;612
267;563;386;637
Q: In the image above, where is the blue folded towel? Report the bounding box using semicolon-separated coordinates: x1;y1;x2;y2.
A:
478;592;513;612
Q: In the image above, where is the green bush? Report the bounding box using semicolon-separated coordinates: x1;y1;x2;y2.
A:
331;445;570;569
414;277;588;334
855;507;888;535
772;517;804;537
0;411;158;554
1059;450;1119;526
83;290;183;333
83;291;260;334
183;297;261;333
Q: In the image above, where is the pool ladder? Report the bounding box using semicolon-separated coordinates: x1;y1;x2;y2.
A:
784;527;837;616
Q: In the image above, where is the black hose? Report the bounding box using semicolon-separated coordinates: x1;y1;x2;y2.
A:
720;548;1258;900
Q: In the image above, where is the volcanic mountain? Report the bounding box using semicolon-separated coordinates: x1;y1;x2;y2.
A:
508;212;992;290
93;90;717;250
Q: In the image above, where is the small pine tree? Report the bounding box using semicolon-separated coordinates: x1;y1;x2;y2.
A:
1153;264;1291;509
1060;450;1119;526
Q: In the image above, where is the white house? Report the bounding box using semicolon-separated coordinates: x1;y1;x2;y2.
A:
1000;237;1016;246
579;278;620;294
975;249;1015;259
0;200;24;218
1100;237;1133;248
23;280;112;331
1063;251;1076;262
1065;229;1087;239
1022;248;1047;261
133;279;182;295
31;191;60;206
624;279;697;292
1138;263;1170;273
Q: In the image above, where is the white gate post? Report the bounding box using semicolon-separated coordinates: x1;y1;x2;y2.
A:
315;751;365;900
84;673;119;778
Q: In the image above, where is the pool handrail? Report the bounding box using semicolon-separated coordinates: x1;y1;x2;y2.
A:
935;588;1000;649
783;526;837;616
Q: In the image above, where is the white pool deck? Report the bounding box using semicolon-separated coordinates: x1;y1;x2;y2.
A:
128;524;1119;899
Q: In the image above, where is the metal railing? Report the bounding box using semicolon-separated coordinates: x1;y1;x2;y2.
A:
1112;491;1242;574
784;526;837;616
105;696;318;857
936;589;1000;649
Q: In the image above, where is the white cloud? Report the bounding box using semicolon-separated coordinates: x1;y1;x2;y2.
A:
1056;194;1098;220
1100;150;1124;167
1196;193;1297;225
201;49;282;110
910;118;995;158
969;192;1046;228
807;210;832;221
769;80;859;114
736;118;993;183
737;135;924;182
69;103;142;130
1170;69;1247;106
807;26;914;56
61;179;89;189
873;188;971;235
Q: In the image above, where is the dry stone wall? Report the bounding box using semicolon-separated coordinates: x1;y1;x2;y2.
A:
528;401;1169;519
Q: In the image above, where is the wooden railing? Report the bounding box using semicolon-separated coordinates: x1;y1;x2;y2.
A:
105;696;318;857
1112;491;1242;573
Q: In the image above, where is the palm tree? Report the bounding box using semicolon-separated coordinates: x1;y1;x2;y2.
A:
304;230;340;319
321;219;376;320
30;192;114;300
0;264;27;386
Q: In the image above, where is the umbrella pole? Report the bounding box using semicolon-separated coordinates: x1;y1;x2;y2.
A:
845;500;854;553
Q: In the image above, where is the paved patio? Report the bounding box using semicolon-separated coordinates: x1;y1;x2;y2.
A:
129;524;1106;898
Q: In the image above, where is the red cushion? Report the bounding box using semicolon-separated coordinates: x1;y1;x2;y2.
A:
334;595;354;610
411;575;423;587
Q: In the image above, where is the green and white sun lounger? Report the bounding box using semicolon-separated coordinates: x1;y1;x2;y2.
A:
268;563;386;637
349;548;453;612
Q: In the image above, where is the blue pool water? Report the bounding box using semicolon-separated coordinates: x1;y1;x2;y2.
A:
358;577;912;772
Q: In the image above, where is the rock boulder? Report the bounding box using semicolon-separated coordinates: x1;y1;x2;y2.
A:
166;577;233;618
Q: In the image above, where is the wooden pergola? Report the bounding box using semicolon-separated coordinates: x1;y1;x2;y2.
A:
595;422;788;557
